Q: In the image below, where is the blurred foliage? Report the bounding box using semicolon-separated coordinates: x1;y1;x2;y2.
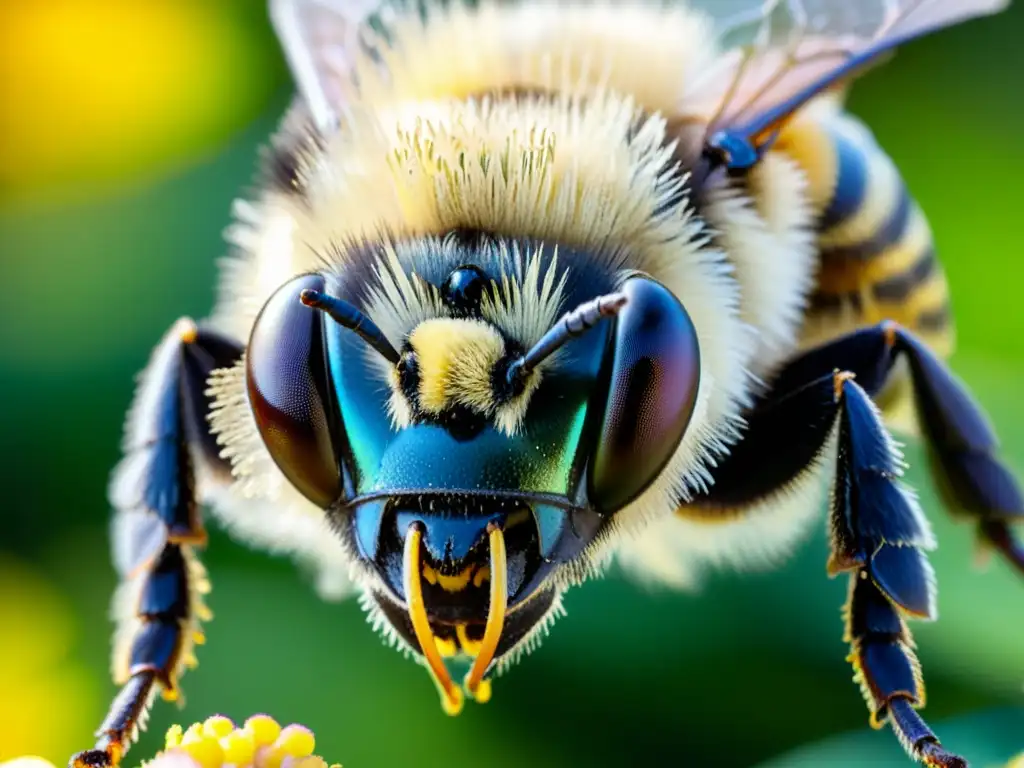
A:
0;1;1022;767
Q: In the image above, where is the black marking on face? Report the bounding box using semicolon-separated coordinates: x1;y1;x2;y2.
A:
490;340;527;405
398;350;420;407
433;403;489;441
394;344;489;438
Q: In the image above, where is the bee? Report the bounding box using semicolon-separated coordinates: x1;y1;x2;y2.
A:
71;1;1023;766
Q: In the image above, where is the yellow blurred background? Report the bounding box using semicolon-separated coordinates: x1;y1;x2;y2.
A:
0;1;1021;766
0;0;282;203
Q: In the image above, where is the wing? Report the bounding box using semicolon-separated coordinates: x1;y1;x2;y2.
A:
685;0;1009;165
268;0;391;131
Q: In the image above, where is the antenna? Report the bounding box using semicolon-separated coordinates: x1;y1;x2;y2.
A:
300;289;401;365
505;291;627;390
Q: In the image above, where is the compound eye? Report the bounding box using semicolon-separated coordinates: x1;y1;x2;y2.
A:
588;276;701;513
247;273;342;508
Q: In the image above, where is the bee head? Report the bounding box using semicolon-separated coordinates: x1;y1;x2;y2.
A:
244;248;700;712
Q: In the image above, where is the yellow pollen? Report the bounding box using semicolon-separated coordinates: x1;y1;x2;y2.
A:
155;715;338;768
202;715;234;739
220;729;256;765
177;725;224;768
276;724;316;757
164;724;184;750
244;714;282;746
259;746;287;768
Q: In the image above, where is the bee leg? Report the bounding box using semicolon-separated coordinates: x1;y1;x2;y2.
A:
768;321;1024;575
845;570;964;768
829;372;965;766
72;544;207;768
698;370;960;765
70;319;243;768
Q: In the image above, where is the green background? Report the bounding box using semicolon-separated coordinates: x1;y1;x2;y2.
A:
0;2;1021;766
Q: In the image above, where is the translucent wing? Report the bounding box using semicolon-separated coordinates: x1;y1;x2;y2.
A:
685;0;1009;152
268;0;391;131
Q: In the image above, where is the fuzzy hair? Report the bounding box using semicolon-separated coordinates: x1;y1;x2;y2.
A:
204;0;829;649
480;247;568;353
360;236;568;350
363;241;448;352
206;359;362;601
615;421;840;590
702;152;817;382
366;240;566;434
408;318;506;412
212;90;757;583
352;0;720;117
493;592;568;675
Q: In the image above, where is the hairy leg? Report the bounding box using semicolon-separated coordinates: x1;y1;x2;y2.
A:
689;320;1024;765
770;321;1024;573
70;319;242;768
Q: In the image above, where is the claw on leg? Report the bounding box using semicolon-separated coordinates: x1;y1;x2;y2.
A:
889;699;966;768
69;672;157;768
69;750;119;768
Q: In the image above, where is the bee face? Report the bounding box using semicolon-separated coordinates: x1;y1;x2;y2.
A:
244;236;702;702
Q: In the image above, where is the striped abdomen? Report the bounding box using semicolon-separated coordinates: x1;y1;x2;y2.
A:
778;107;954;359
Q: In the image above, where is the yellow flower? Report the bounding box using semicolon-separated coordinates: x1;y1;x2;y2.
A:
0;716;340;768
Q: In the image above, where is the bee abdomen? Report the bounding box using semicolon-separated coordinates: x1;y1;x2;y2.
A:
779;111;954;358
